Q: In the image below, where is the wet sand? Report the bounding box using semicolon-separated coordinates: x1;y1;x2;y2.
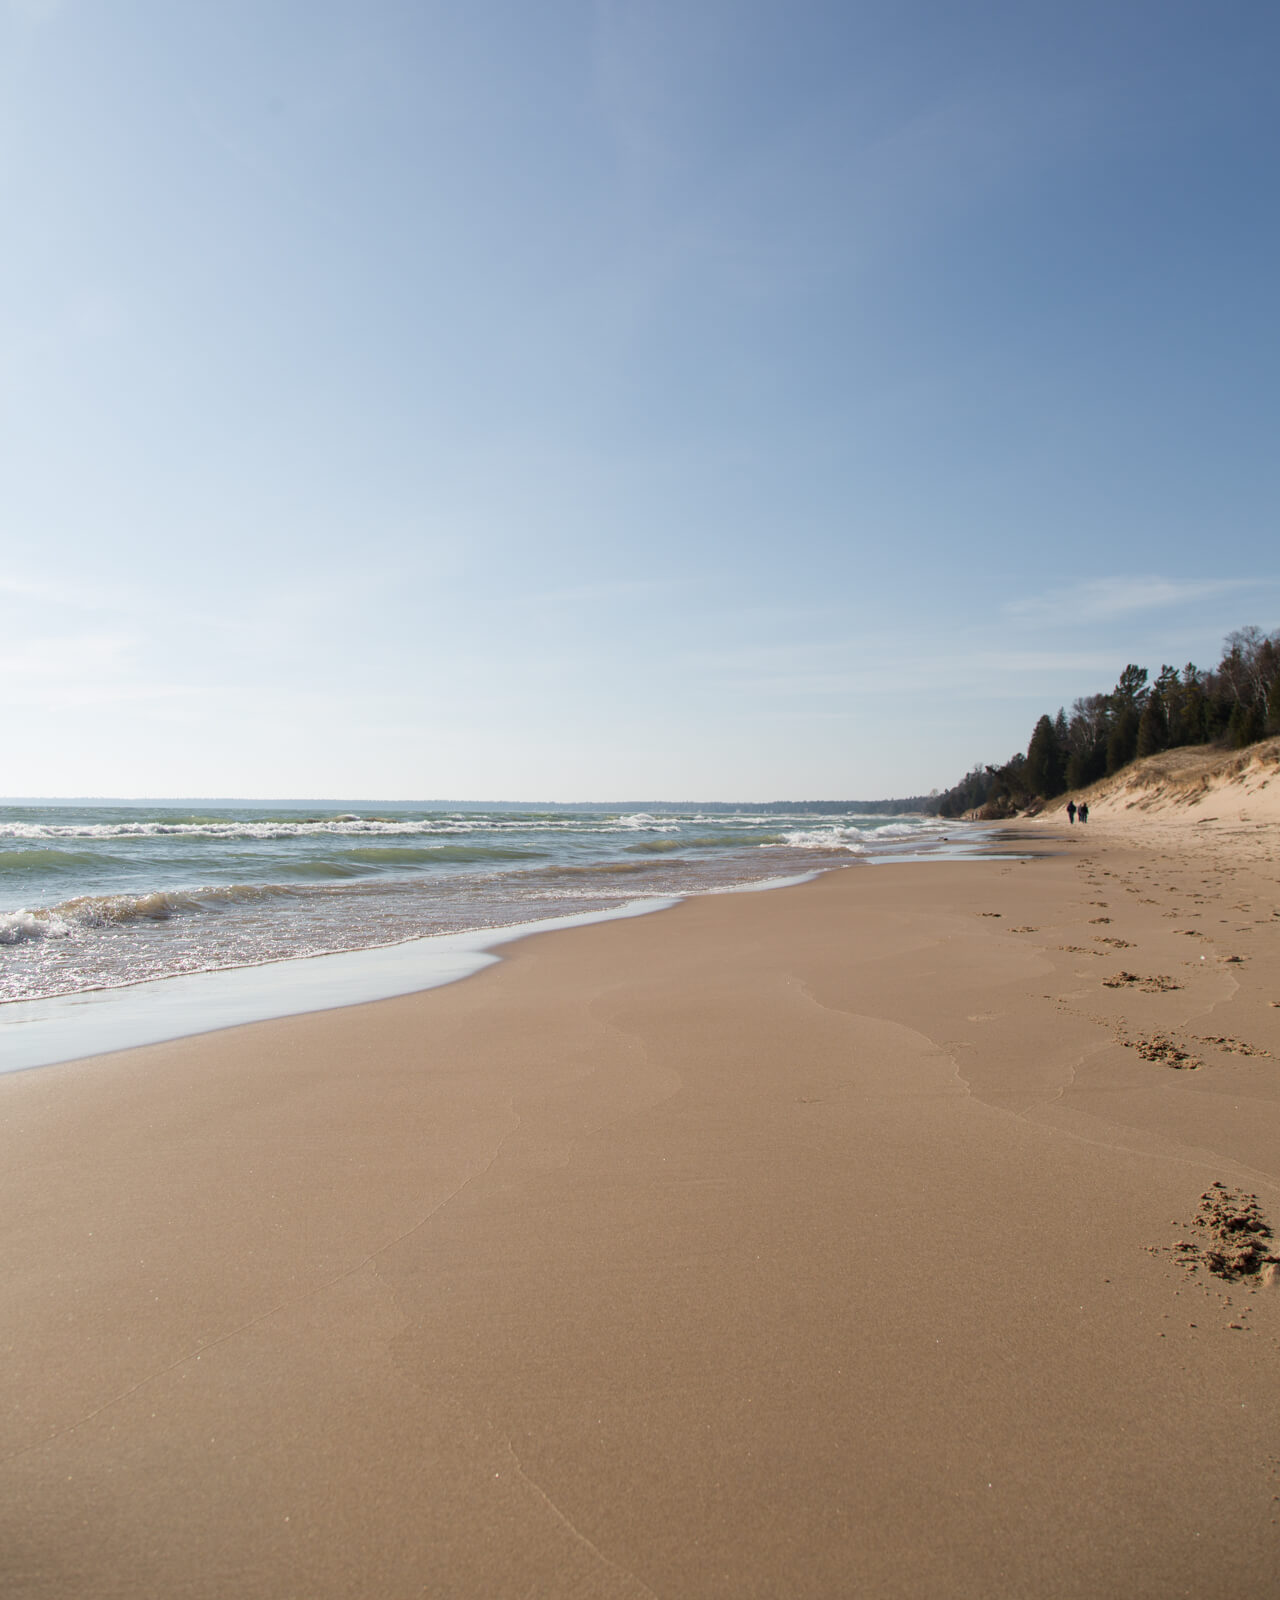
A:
3;815;1278;1597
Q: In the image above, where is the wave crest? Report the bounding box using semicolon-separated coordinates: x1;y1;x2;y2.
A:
779;821;946;852
0;909;74;944
3;882;307;939
0;848;106;872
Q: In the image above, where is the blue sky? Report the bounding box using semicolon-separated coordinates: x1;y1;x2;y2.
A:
3;0;1276;800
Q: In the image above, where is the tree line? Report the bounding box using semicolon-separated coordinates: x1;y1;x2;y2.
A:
934;626;1280;820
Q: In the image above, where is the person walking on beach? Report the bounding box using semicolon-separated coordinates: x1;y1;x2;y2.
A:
1066;800;1077;824
1079;802;1089;824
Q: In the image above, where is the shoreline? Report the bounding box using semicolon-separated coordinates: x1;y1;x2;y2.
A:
0;869;839;1077
0;803;968;1019
0;892;681;1076
1;833;1014;1077
3;814;1277;1597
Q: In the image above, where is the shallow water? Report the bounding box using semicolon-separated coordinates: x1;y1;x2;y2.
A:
0;895;687;1075
1;801;967;1006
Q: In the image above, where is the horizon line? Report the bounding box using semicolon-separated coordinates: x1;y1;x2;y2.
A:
2;793;940;809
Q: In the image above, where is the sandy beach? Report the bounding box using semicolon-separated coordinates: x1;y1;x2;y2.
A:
3;803;1279;1597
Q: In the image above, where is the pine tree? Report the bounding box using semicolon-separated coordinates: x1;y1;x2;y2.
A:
1106;708;1140;773
1175;666;1206;746
1064;749;1089;790
1113;664;1149;710
1065;694;1110;789
1135;689;1168;759
1104;665;1147;773
1026;714;1066;797
1227;698;1265;749
1154;666;1180;746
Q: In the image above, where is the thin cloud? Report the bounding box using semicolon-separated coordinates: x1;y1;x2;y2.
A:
684;638;1118;701
972;650;1122;675
721;659;1117;701
1005;576;1262;624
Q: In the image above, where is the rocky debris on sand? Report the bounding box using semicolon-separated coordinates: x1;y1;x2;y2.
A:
1103;971;1181;992
1094;936;1133;948
1122;1034;1200;1069
1195;1034;1272;1059
1173;1185;1280;1281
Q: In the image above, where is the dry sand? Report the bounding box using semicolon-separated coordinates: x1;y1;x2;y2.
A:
3;799;1279;1597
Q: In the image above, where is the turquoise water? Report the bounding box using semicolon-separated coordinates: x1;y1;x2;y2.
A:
0;801;962;1006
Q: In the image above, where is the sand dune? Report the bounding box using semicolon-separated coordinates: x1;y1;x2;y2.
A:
1053;735;1280;838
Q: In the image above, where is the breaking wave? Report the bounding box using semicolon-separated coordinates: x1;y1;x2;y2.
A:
1;882;316;941
780;822;948;851
0;909;75;944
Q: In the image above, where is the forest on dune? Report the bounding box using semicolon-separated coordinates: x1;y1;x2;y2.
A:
935;626;1280;819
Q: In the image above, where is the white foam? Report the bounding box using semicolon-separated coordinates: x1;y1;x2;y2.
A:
780;827;869;851
616;813;681;831
0;897;679;1074
0;908;73;944
780;821;950;852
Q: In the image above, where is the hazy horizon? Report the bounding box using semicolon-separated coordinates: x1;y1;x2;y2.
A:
3;792;939;809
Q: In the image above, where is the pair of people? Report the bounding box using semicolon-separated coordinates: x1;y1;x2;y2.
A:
1066;800;1089;824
